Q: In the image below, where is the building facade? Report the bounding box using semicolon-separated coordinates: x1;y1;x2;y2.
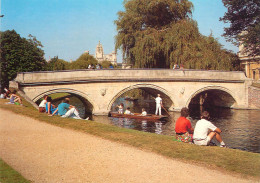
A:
95;41;117;65
238;33;260;81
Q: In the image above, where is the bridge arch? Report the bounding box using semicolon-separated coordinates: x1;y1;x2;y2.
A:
186;86;237;109
33;88;98;114
107;84;175;111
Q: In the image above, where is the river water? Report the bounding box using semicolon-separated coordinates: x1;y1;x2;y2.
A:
55;96;260;153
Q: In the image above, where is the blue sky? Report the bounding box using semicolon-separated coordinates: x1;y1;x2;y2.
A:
1;0;237;63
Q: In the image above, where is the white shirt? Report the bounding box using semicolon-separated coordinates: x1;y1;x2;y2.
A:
193;119;217;140
141;111;147;116
39;99;47;108
124;110;131;114
155;97;162;104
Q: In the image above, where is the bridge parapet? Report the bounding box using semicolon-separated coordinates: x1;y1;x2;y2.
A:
12;69;257;115
15;69;248;85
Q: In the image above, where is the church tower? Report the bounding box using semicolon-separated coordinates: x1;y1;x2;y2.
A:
95;41;104;62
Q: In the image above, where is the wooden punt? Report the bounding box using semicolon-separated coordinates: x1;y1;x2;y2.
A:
109;112;168;121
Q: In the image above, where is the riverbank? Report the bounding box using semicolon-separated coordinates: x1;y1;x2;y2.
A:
0;98;259;182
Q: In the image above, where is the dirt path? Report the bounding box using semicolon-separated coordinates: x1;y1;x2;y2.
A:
0;109;256;183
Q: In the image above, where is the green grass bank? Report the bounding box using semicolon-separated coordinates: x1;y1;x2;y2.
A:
0;96;259;180
0;158;30;183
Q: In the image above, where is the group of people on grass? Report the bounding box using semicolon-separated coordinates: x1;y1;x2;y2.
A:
0;88;23;106
175;107;226;147
38;95;88;120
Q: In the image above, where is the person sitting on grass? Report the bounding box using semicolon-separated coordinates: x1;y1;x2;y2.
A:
38;95;48;113
175;107;193;143
193;111;226;147
140;108;147;116
46;96;57;115
6;90;23;105
52;98;83;119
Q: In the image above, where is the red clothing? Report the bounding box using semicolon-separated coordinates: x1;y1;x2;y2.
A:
175;117;192;134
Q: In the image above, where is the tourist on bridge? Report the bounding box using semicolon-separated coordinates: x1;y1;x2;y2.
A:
175;107;193;143
193;111;226;147
155;94;162;115
52;98;82;119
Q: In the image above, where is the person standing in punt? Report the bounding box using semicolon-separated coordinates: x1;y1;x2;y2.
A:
155;94;162;115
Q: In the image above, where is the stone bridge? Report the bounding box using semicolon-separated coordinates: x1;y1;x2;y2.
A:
12;69;252;115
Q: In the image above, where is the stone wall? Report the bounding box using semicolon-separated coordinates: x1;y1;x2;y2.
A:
248;86;260;109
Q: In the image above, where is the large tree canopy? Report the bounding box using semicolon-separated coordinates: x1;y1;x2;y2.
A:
69;53;97;70
220;0;260;56
45;56;69;71
115;0;240;70
1;30;46;88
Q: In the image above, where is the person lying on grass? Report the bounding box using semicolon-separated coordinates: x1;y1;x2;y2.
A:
51;98;84;120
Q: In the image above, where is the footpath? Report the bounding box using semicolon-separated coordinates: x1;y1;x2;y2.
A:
0;109;256;183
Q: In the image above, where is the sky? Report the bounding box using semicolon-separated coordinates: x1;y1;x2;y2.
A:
0;0;238;63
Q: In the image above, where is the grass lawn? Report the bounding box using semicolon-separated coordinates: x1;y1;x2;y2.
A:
0;95;259;180
0;158;30;183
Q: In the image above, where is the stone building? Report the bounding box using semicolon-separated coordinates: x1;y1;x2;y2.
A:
238;33;260;81
95;41;117;65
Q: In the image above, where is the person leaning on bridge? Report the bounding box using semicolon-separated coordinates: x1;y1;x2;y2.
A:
193;111;226;147
175;107;193;143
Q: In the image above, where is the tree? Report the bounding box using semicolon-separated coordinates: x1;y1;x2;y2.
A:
220;0;260;56
100;60;113;68
115;0;240;70
69;53;97;70
45;56;69;71
1;30;46;88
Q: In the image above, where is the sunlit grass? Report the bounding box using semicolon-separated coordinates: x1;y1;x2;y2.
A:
0;96;259;179
0;158;30;183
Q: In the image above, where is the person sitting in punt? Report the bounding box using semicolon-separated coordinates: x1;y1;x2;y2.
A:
117;103;124;114
175;107;193;143
46;96;57;115
124;107;133;115
140;108;147;116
